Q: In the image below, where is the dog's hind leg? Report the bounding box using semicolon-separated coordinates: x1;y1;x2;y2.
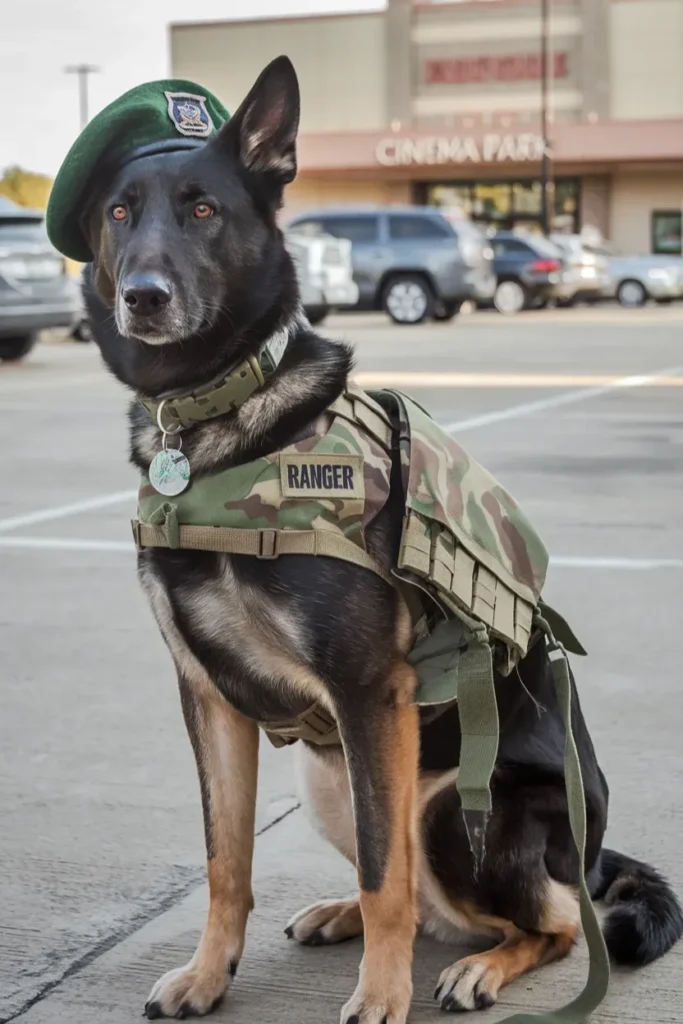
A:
422;773;581;1013
435;914;577;1013
145;672;259;1020
335;660;420;1024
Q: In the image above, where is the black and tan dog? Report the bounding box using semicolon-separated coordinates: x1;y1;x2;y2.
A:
79;57;682;1022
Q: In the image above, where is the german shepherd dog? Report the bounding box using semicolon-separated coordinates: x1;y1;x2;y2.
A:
81;57;682;1021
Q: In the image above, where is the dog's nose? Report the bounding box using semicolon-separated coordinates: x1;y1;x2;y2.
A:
122;274;172;317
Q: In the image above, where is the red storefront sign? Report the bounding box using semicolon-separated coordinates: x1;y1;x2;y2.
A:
426;52;568;85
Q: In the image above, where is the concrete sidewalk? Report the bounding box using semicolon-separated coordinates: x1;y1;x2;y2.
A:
11;808;681;1024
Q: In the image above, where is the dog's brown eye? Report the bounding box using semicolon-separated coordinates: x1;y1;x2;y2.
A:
111;205;127;221
193;203;214;219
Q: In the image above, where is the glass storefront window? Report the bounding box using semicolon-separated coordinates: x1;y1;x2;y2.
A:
423;177;580;234
652;211;682;255
428;184;473;217
512;181;541;215
472;183;511;219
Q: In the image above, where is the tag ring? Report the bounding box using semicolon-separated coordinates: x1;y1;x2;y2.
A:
156;399;183;435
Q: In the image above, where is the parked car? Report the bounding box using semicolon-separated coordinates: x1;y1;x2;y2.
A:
284;229;358;326
549;233;611;305
597;249;683;307
0;198;80;360
488;231;565;314
287;205;496;324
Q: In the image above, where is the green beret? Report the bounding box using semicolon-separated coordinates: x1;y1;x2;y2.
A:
46;79;230;262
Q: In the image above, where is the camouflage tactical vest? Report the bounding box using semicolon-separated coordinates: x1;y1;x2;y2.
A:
133;382;575;741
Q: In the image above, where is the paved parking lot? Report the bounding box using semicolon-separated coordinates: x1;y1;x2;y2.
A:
2;306;683;1023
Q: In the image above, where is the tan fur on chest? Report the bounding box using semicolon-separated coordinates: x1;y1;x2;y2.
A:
139;555;332;713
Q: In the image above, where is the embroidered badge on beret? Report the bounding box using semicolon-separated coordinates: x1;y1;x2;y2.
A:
165;92;213;137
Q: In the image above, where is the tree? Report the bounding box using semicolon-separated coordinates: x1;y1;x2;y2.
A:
0;166;54;210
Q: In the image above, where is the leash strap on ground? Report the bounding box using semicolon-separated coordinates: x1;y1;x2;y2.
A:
498;635;610;1024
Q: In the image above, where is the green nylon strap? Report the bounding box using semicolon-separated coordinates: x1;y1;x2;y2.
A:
455;639;498;867
498;644;610;1024
140;330;290;431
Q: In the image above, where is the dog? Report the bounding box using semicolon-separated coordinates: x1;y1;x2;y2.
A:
79;56;683;1021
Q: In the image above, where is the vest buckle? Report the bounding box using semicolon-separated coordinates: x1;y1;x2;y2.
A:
257;529;278;559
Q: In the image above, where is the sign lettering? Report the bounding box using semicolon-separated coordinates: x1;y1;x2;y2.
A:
425;52;568;86
375;133;546;167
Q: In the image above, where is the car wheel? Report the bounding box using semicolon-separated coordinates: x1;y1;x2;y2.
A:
0;334;37;362
71;318;93;342
305;305;328;326
493;280;527;315
433;300;461;322
617;280;647;308
382;275;434;325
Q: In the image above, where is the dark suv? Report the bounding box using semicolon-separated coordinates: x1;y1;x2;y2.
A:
489;232;565;314
288;206;495;324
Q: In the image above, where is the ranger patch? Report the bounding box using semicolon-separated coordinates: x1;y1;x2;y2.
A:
280;454;364;499
165;92;213;137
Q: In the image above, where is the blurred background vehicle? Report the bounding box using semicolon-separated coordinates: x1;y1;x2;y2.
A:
0;197;80;360
284;229;358;326
549;234;611;307
287;205;495;325
487;231;564;314
595;247;683;307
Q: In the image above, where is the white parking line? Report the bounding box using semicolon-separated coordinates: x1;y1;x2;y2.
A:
0;536;132;552
0;490;137;534
1;362;680;534
0;535;682;569
442;364;683;433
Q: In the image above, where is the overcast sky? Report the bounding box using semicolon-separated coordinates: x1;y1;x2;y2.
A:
2;0;385;177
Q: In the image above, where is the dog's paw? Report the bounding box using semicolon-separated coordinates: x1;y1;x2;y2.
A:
144;961;232;1019
434;956;500;1013
285;898;363;946
340;977;411;1024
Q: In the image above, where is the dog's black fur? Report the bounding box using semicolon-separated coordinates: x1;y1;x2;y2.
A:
81;56;682;1020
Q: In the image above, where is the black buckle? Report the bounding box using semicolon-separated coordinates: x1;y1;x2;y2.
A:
257;529;278;559
131;520;142;550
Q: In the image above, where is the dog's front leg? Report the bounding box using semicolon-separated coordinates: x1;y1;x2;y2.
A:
145;674;259;1020
337;661;419;1024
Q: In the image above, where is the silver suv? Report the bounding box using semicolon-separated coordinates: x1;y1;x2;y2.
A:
0;198;80;360
288;205;495;324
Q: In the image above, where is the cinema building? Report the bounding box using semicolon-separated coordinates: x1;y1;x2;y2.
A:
171;0;683;254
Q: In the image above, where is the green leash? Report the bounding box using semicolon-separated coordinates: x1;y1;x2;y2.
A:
457;628;610;1023
499;637;611;1023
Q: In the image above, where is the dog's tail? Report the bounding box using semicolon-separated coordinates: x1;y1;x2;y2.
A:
592;848;683;965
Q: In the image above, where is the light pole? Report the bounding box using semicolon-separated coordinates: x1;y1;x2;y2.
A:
540;0;553;236
65;64;101;131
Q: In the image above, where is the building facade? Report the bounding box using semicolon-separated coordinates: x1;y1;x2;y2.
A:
171;0;683;254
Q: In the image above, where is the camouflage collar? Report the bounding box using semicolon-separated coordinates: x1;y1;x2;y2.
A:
139;326;291;432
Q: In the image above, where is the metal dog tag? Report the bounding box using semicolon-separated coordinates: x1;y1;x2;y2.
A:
149;448;191;496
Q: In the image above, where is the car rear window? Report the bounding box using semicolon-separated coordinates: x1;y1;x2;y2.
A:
526;235;563;257
321;216;379;243
493;238;533;256
388;214;450;240
0;218;48;243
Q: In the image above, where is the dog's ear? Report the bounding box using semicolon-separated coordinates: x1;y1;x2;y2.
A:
80;209;117;305
217;56;300;184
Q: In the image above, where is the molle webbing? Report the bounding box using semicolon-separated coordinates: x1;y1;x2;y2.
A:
132;517;392;584
328;384;394;449
398;510;534;657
